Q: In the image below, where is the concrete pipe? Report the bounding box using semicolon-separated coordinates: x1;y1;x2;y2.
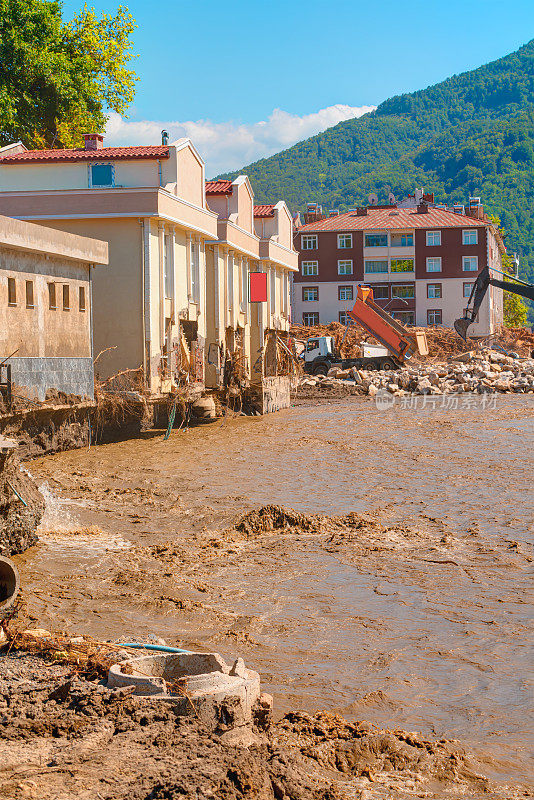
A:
0;556;19;616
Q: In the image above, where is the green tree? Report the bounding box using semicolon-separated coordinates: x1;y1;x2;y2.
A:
0;0;138;149
503;284;529;327
502;253;529;327
488;216;530;328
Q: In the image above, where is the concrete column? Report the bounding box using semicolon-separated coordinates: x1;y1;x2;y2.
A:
158;222;165;349
186;232;192;301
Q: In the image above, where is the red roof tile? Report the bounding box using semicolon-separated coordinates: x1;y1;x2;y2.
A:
299;207;488;231
254;204;275;217
0;146;170;163
205;179;233;195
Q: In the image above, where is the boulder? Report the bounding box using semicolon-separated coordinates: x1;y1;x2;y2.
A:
417;377;432;394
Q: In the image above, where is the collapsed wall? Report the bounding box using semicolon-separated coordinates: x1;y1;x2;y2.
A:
0;437;44;557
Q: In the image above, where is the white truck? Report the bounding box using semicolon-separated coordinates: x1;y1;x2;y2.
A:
300;285;428;376
301;337;399;376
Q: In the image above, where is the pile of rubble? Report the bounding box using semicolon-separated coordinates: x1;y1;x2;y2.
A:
298;349;534;396
290;322;534;361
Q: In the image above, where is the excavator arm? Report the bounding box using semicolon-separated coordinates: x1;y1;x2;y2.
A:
454;266;534;341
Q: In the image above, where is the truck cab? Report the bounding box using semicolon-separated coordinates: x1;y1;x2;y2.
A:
300;336;337;375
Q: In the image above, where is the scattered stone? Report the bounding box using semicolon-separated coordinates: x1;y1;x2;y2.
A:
297;349;534;398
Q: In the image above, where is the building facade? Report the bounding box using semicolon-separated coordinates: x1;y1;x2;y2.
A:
0;134;218;395
293;197;505;335
204;180;297;390
0;135;298;404
0;213;107;400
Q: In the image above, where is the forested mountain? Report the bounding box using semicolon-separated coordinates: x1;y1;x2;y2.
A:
222;40;534;284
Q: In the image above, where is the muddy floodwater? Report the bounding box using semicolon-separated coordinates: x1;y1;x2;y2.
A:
19;394;534;788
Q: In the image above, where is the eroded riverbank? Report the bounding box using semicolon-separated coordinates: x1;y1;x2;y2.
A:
12;394;534;794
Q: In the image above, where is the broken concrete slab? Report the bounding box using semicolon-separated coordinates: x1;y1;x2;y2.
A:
107;650;267;731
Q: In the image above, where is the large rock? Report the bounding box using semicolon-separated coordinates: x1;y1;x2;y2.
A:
417;377;432;394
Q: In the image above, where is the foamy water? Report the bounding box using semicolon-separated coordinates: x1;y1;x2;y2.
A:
36;481;130;553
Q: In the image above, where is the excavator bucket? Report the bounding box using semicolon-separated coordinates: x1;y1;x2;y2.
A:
453;316;472;342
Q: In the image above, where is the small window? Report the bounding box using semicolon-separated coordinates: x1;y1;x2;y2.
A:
338;285;354;301
463;256;478;272
48;282;57;310
301;261;318;276
62;284;70;311
426;257;442;272
390;232;413;247
372;285;388;300
426;230;441;246
301;234;318;250
79;286;86;311
364;260;388;273
302;287;318;301
390;258;414;273
338;260;353;275
463;282;474;298
365;233;388;247
391;284;415;299
462;229;478;245
90;163;114;187
427;283;442;299
302;312;319;326
337;233;352;249
25;280;34;308
427;309;442;325
339;311;350;325
7;277;16;306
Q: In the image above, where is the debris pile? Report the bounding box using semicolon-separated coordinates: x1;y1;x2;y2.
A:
291;321;534;361
234;505;324;537
298;349;534;396
0;438;44;557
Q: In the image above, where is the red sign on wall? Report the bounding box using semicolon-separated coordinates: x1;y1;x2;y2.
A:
249;271;268;302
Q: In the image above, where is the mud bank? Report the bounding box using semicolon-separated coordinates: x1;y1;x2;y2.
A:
0;397;182;460
14;394;534;792
0;651;529;800
0;442;44;558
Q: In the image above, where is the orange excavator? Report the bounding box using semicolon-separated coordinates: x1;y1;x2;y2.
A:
301;285;428;375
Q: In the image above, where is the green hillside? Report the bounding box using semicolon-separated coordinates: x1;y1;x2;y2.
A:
222;40;534;288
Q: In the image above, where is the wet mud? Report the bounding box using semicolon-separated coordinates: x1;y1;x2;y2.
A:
11;394;534;795
0;654;529;800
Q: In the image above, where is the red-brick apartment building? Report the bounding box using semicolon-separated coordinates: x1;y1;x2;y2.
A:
293;194;505;334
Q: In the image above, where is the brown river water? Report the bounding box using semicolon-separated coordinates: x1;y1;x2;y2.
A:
16;394;534;788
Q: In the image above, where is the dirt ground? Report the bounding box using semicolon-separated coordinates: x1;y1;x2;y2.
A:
3;394;533;798
0;652;528;800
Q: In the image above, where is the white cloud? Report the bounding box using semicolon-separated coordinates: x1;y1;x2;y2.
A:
105;104;376;177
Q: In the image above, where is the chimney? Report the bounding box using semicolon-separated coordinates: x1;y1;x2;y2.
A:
414;188;424;205
304;202;324;224
356;206;368;216
83;133;104;151
161;130;169;145
465;204;484;220
417;201;429;214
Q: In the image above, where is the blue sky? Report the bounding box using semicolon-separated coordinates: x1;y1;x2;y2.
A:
64;0;534;175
